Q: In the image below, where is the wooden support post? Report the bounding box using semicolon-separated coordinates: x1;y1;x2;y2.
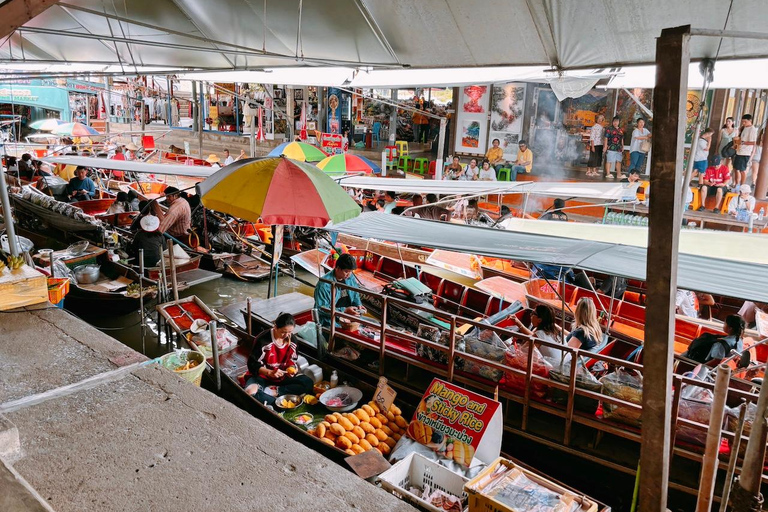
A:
638;25;690;512
696;364;731;512
754;127;768;199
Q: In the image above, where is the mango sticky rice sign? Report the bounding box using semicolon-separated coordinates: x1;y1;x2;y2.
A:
407;378;502;467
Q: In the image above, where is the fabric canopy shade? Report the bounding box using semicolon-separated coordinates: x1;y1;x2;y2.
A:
317;153;381;175
52;122;100;137
29;118;66;131
326;213;768;303
197;157;360;227
267;141;328;162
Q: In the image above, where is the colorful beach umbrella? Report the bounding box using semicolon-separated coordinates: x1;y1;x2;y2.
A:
29;118;66;131
197;157;360;227
316;153;381;175
267;141;327;162
52;122;100;137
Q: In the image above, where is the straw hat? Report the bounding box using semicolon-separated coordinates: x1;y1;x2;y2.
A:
206;154;221;164
125;142;139;151
140;215;160;232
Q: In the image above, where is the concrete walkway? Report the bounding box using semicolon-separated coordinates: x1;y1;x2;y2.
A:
0;306;415;512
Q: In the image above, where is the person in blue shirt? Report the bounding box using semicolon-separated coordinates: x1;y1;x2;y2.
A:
314;253;366;328
65;166;96;202
706;314;745;362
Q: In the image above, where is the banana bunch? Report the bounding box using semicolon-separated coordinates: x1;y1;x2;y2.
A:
0;259;5;272
6;255;25;270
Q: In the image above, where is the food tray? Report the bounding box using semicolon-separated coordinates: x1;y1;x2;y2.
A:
464;457;597;512
157;295;215;334
379;452;469;512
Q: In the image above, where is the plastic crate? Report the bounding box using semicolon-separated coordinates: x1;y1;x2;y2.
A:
47;277;70;304
464;457;597;512
379;453;468;512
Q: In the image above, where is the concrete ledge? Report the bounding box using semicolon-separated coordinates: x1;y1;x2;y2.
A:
1;459;55;512
0;415;20;460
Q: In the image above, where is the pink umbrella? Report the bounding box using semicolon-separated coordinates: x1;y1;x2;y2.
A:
299;101;308;141
256;106;265;142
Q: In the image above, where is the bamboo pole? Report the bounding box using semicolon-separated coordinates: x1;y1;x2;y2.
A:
695;364;732;511
139;249;145;354
246;297;252;337
209;319;221;391
167;239;179;302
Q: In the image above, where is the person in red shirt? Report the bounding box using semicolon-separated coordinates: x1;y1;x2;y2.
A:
698;155;731;213
244;312;313;405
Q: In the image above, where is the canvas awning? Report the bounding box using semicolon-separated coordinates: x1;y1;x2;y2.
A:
326;212;768;302
42;156;214;178
338;176;634;201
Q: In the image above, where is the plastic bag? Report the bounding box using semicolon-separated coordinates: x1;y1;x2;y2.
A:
482;467;580;512
600;368;643;426
549;356;603;414
295;321;321;349
416;323;465;369
459;329;507;382
503;340;552;398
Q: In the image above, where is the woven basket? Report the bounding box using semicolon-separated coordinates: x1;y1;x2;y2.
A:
160;350;206;386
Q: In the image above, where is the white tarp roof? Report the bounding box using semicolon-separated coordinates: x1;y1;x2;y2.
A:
42;156;214;178
606;59;768;89
4;1;768;73
338;176;634;201
501;218;768;266
326;212;768;302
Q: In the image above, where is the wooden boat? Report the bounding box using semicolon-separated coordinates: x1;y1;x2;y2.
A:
72;198;136;227
55;247;156;315
11;188;104;236
120;181;169;200
136;252;204;281
211;252;272;281
162;152;210;167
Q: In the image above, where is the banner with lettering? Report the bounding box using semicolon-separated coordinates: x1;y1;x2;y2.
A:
321;133;344;155
407;378;502;467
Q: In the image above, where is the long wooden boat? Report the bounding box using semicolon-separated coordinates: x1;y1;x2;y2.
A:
11;188;104;236
210;252;272;281
72;198;136;227
119;181;169;200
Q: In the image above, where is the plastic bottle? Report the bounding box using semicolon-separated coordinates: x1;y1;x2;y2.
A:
330;370;338;388
759;208;765;222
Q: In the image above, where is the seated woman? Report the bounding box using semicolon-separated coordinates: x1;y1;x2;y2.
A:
705;314;745;363
244;312;314;405
566;298;603;352
106;191;130;215
511;305;565;366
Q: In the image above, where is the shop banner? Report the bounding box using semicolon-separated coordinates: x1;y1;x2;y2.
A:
321;132;343;155
407;378;502;467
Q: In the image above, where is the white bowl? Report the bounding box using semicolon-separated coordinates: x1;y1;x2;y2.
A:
319;386;363;412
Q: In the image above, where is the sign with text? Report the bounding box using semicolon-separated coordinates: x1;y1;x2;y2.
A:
373;377;397;412
320;132;344;155
407;378;502;467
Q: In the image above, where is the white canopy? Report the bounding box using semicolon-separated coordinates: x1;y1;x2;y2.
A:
338;176;634;201
501;217;768;266
42;156;214;178
4;1;768;72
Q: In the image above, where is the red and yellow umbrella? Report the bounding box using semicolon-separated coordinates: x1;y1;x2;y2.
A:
197;157;360;227
316;153;381;175
267;141;328;162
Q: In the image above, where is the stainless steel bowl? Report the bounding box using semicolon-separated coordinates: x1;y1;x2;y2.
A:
73;264;100;284
274;394;302;410
67;241;89;256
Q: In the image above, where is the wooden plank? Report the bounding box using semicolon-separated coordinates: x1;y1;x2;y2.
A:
175;269;221;287
639;25;690;512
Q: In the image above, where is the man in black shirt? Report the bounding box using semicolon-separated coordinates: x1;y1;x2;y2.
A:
540;198;568;221
128;215;164;267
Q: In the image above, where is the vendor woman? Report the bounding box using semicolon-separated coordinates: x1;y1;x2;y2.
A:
313;253;366;328
245;313;313;405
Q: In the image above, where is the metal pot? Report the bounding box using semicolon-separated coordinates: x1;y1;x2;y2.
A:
73;264;100;284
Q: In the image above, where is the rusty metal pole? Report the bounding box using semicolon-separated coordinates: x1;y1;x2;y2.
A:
638;25;690;512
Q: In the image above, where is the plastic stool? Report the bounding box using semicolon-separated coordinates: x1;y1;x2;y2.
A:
412;158;429;175
398;155;413;172
384;145;398;168
721;192;738;214
395;140;409;157
497;167;511;181
690;187;701;211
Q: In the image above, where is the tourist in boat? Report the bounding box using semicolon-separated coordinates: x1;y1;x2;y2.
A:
478;159;497;181
244;312;314;406
223;149;234;166
697;155;730;212
375;199;386;212
106;191;130;215
314;253;366;328
444;156;463;180
206;154;221;170
727;184;756;220
566;298;602;351
684;314;745;364
540;198;568;221
124;142;139;161
18;153;33;180
126;189;140;211
629;118;651;173
485;138;505;170
151;186;191;239
738;301;767;329
675;289;699;318
512;305;565;365
65;166;96;202
383;191;397;213
420;194;451;221
510;140;533;181
403;194;423;217
128;215;164;267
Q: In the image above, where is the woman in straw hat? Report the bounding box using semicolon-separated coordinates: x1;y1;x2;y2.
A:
128;215;164;267
206;153;221;170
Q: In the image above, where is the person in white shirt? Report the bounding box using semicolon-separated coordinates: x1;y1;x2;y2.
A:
750;135;762;188
675;289;698;318
728;184;756;221
692;128;713;179
587;115;605;177
223;149;235;166
478;159;497;181
628;118;651;173
461;158;479;181
734;114;758;187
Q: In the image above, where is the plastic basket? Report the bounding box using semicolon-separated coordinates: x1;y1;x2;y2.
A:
160;350;206;387
47;277;70;304
379;453;469;512
464;458;597;512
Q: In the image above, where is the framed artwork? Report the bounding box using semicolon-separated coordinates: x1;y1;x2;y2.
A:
462;85;489;114
490;83;525;133
489;131;520;159
454;84;490;155
461;119;482;149
294;89;303;101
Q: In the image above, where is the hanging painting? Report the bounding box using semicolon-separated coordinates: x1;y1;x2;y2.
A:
490;83;525;134
462;85;489;114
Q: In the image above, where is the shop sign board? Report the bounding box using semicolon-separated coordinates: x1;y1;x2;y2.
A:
321;132;343;155
407;378;502;467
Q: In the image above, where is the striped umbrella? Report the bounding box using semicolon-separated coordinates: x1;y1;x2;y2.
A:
29;118;66;131
267;141;327;162
197;157;360;227
316;153;381;175
52;122;100;137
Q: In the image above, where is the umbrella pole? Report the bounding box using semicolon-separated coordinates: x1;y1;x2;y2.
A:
267;225;277;299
